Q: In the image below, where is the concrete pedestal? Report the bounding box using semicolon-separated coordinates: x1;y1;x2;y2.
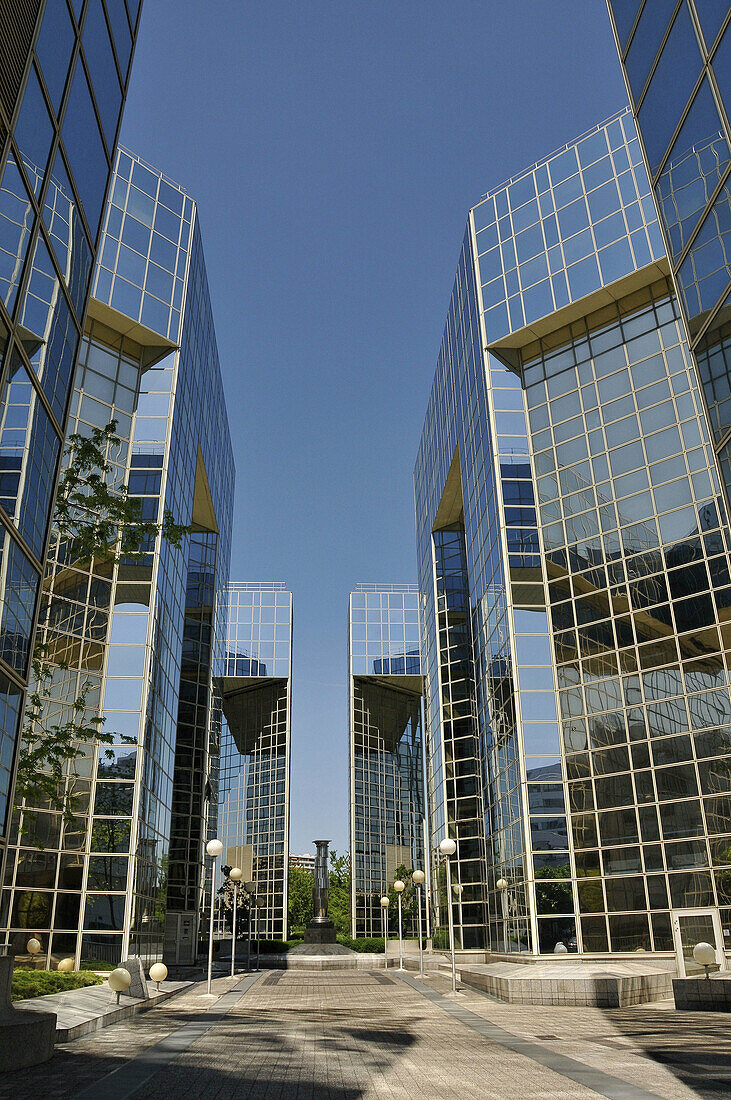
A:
0;954;56;1072
303;921;337;945
673;973;731;1011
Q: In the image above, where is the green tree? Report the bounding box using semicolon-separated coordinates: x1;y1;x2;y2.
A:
15;421;190;825
327;849;351;935
387;863;417;932
287;865;314;931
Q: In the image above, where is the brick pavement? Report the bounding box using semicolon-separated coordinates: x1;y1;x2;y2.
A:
2;968;730;1099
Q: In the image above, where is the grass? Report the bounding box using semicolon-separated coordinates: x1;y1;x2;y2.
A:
11;969;104;1002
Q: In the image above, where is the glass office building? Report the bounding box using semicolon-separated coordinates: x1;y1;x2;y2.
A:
415;108;731;963
607;3;731;496
0;0;144;871
215;583;292;942
1;147;234;969
348;584;426;938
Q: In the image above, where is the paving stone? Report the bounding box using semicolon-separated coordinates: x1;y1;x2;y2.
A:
0;969;729;1099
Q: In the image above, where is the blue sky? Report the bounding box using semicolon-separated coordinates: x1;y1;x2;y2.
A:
120;1;628;855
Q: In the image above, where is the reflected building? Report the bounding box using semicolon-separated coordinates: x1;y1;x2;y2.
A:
1;147;234;969
0;0;144;871
415;108;731;958
215;583;292;942
606;4;731;498
348;584;426;938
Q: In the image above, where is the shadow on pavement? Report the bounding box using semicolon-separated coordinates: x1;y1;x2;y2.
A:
606;1005;731;1099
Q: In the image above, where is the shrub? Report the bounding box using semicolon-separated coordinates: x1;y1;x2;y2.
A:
337;936;384;953
11;969;104;1001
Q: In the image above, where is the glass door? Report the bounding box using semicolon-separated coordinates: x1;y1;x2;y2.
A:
671;909;725;977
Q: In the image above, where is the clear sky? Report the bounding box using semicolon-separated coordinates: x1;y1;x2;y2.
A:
119;0;627;856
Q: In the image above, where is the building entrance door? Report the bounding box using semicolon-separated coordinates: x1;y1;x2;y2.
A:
671;909;726;978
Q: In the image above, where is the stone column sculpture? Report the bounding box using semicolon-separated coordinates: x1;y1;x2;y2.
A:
303;840;337;944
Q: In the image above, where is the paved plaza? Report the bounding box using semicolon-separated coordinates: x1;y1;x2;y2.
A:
3;968;730;1100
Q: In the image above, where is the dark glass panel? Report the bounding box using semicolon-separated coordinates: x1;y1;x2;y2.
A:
53;892;81;929
11;890;52;929
537;916;576;953
35;0;75;113
43;149;92;318
581;914;609;951
14;65;54;197
62;57;109;236
0;534;40;674
83;893;125;930
83;0;122;148
638;3;703;175
0;153;33;313
625;0;678;103
535;881;573;915
104;0;133;80
695;0;729;47
677;188;731;326
608;912;651;950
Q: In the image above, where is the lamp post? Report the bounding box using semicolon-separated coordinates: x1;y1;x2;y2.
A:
394;880;405;971
496;877;509;954
412;870;425;978
453;881;464;934
252;895;260;970
439;838;457;995
380;896;389;968
244;880;255;970
206;838;223;994
230;866;242;977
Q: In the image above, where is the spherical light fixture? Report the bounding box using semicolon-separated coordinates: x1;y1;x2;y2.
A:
57;957;74;972
230;866;243;882
453;883;463;896
554;942;568;954
149;962;167;990
439;838;456;857
693;941;717;979
394;880;405;893
206;838;223;858
26;937;41;955
380;896;390;908
693;941;716;966
496;878;509;891
108;967;132;1004
412;870;425;886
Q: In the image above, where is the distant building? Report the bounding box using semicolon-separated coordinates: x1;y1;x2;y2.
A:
289;854;315;873
215;583;292;940
348;584;426;938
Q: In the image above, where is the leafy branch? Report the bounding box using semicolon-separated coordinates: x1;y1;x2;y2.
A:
14;420;191;826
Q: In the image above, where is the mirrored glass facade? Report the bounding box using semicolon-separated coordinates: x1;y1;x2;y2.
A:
607;3;731;503
348;584;426;938
0;0;143;863
215;583;292;941
2;147;234;970
415;110;731;957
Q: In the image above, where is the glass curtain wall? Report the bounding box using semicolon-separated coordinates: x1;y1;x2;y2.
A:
348;584;426;939
607;3;731;499
0;0;144;867
415;108;731;955
2;148;234;969
214;584;292;942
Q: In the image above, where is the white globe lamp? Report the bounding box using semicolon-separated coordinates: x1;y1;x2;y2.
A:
693;941;717;979
393;880;404;893
108;967;132;1004
149;962;167;990
206;838;223;858
57;957;74;972
439;838;456;857
412;870;425;886
26;937;41;956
